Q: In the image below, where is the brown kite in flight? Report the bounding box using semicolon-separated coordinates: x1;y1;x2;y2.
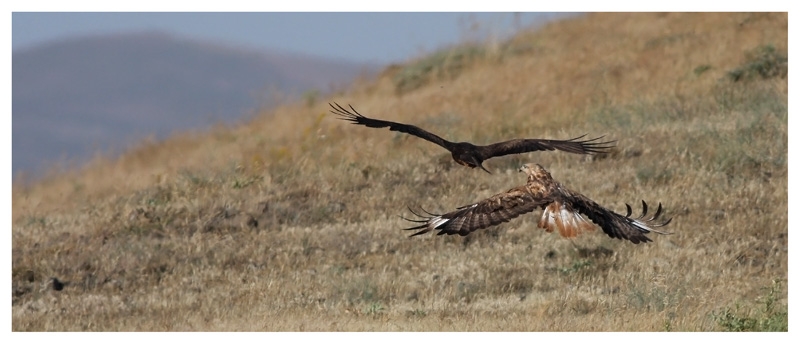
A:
403;163;672;244
330;102;615;173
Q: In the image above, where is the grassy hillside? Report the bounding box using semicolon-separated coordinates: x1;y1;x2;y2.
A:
12;12;787;331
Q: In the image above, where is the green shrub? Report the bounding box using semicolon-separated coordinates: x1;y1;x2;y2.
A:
727;45;787;82
712;279;788;331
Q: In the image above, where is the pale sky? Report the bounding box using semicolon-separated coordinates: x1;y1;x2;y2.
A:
12;12;574;65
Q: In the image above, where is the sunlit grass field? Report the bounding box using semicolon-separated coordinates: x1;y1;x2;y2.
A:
12;12;787;331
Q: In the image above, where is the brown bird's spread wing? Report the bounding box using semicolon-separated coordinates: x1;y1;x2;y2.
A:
330;102;454;151
565;194;672;244
401;163;673;244
477;135;615;160
402;188;549;237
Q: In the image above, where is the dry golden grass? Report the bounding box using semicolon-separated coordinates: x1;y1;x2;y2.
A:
12;13;787;331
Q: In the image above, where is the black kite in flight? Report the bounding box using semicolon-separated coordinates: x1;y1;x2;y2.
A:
330;103;614;173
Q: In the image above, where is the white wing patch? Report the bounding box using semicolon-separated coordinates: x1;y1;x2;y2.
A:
630;218;671;235
430;204;477;229
430;216;450;229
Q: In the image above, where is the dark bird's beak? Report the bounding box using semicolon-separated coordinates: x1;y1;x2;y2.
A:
478;163;492;174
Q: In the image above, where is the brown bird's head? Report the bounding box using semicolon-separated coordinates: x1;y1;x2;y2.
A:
519;163;553;182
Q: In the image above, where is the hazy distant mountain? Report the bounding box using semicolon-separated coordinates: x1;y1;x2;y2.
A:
12;31;377;179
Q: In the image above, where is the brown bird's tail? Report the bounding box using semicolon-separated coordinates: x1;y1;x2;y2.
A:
537;202;595;238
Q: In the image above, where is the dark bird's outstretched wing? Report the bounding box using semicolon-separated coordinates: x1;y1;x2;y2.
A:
330;102;454;151
566;195;672;244
401;188;549;237
477;135;615;160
